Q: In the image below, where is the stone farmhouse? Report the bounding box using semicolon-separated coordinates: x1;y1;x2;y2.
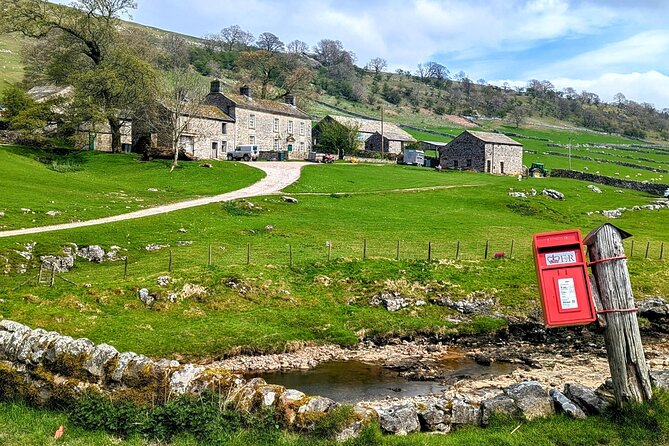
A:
203;81;312;160
27;85;132;152
438;131;523;175
313;115;416;155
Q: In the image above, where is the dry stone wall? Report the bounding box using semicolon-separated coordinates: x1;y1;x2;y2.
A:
551;169;669;196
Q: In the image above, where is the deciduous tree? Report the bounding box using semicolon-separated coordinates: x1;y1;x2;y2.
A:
256;32;284;53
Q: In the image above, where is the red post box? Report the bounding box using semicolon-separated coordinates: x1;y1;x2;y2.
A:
533;229;597;327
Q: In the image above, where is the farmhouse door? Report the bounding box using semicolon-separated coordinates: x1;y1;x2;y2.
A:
212;142;219;159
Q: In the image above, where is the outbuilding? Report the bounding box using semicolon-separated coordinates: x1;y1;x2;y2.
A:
438;131;523;175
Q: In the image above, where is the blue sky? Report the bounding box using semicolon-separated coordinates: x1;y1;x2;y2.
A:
57;0;669;108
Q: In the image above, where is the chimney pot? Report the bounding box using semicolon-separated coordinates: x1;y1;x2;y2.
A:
210;80;221;94
285;94;296;106
240;85;252;98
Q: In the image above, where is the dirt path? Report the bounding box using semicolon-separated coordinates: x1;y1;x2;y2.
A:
0;162;311;238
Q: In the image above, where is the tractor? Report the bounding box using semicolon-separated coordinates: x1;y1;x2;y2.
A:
528;163;549;178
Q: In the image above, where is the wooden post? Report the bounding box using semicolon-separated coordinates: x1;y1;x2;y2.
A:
428;242;432;262
124;256;128;279
510;240;515;258
645;242;650;259
168;250;173;272
630;240;635;257
584;224;652;406
289;244;293;268
327;241;331;261
247;243;251;265
363;239;367;259
208;244;212;267
661;242;665;260
484;240;489;259
50;268;55;287
396;240;400;261
456;240;460;259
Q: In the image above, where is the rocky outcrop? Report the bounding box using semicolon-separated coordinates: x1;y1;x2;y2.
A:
504;381;554;420
376;403;421;435
564;382;610;415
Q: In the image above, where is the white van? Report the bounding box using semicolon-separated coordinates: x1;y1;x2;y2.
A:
227;145;259;161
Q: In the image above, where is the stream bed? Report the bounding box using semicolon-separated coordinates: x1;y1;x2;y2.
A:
246;354;518;402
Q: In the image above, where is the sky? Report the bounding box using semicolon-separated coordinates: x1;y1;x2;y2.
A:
55;0;669;109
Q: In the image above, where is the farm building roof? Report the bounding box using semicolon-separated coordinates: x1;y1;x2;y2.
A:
225;93;310;120
185;105;234;122
466;131;522;145
27;85;74;103
421;141;450;147
326;115;415;142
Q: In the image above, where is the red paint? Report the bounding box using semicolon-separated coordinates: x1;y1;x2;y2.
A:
533;230;597;328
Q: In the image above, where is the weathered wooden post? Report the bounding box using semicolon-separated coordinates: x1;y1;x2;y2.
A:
584;223;653;405
396;240;400;261
289;244;293;268
510;240;515;258
484;240;489;259
456;240;460;259
428;242;432;262
363;239;367;259
168;250;173;272
645;242;651;259
247;243;251;265
208;244;212;267
124;256;128;279
327;241;331;261
661;242;665;260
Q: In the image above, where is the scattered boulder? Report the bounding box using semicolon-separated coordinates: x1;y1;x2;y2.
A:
0;211;5;217
298;396;337;415
542;189;564;200
178;228;187;233
200;163;213;168
40;255;75;273
637;297;669;319
587;185;602;193
417;401;451;432
138;288;154;306
508;192;527;198
437;296;495;315
376;404;420;435
264;225;274;232
157;276;172;287
145;244;169;252
451;399;481;427
147;188;159;192
651;371;669;391
46;210;61;216
564;383;610;415
77;245;105;263
550;388;586;419
282;196;298;204
176;240;193;247
21;208;32;213
602;209;622;219
370;293;411;312
504;381;554;420
481;394;518;426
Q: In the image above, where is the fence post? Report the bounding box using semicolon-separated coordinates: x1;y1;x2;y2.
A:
456;240;460;260
484;240;489;260
50;268;55;287
289;244;293;268
428;242;432;262
208;244;212;267
661;243;665;260
168;250;173;272
124;256;128;279
247;243;251;265
363;239;367;259
327;241;331;261
584;224;652;406
396;240;400;261
630;240;635;257
645;242;650;259
510;240;515;258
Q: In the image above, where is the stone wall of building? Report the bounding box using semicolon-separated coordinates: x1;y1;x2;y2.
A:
438;133;523;175
234;108;311;160
364;134;404;154
178;116;232;160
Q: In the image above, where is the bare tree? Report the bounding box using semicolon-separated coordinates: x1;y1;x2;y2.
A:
425;61;449;80
286;39;308;54
415;63;426;80
366;57;387;74
160;34;189;69
256;32;284;52
313;39;346;66
614;92;627;106
220;25;254;51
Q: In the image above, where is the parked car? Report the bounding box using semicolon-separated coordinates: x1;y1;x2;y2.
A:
227;145;259;161
401;149;425;166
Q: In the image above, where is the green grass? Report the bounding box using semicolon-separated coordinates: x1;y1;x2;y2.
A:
4;389;669;445
0;34;25;92
1;164;667;358
0;145;265;229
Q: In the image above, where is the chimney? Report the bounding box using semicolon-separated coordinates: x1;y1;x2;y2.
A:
240;85;252;98
285;94;296;106
210;79;222;94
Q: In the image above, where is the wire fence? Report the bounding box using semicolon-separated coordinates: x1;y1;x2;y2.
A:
12;237;667;290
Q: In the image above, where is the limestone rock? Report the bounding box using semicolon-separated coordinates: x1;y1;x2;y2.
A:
651;371;669;391
280;389;306;404
417;401;451;432
637;297;669;319
481;394;518;426
282;196;298;203
451;399;481;426
587;185;602;193
84;344;119;380
370;292;411;312
564;383;610;415
508;192;527;198
550;388;586;419
602;209;622;219
157;276;172;287
377;403;420;435
77;245;106;263
138;288;154;306
169;364;205;394
298;396;337;414
542;189;564;200
504;381;554;420
40;255;75;272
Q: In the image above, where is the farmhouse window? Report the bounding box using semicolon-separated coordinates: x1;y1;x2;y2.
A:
486;160;491;172
466;159;472;168
500;162;505;174
453;160;459;168
222;123;227;134
249;114;256;129
300;142;305;151
249;135;255;145
288;120;294;134
274;118;279;132
273;139;280;150
300;122;305;136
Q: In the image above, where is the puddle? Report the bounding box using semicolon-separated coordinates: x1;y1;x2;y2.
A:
246;354;518;403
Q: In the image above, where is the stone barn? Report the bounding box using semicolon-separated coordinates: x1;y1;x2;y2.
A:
438;131;523;175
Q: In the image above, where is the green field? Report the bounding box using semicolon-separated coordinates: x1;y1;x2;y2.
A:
1;160;667;358
0;145;264;229
0;34;25;92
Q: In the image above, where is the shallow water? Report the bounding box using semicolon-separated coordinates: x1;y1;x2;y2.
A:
247;354;517;403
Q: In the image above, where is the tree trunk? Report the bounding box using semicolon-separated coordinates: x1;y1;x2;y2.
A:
108;116;122;153
585;224;653;406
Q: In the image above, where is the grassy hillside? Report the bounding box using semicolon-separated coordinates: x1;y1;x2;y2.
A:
0;34;25;89
0;145;264;229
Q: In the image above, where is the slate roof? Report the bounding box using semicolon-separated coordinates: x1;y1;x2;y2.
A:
421;140;450;147
187;105;234;122
326;115;416;142
466;131;522;145
225;93;310;119
27;85;74;103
